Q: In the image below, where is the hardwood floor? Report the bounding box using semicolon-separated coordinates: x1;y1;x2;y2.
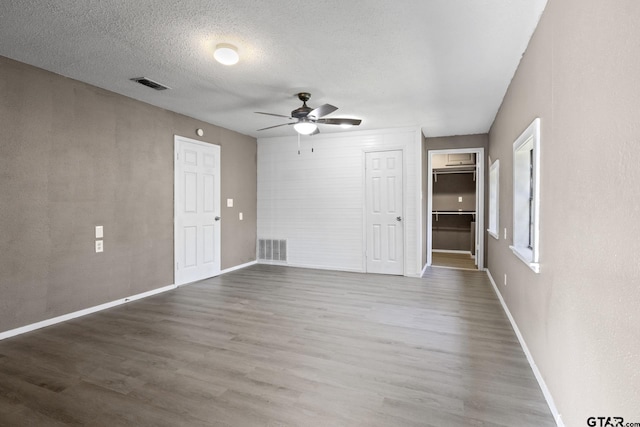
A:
0;265;554;426
432;251;478;270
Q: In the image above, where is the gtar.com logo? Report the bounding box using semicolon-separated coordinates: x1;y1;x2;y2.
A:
587;417;624;427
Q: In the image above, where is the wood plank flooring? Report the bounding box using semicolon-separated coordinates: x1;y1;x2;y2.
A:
432;251;478;270
0;265;554;426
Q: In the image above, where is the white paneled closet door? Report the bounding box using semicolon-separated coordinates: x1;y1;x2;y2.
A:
365;150;404;275
174;136;221;285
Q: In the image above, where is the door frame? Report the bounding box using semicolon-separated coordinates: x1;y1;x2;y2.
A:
426;147;485;269
362;148;407;275
174;135;221;286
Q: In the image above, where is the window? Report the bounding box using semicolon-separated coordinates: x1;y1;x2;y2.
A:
511;118;540;273
488;159;499;239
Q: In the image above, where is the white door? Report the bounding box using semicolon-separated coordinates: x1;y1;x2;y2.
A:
174;136;221;285
365;150;404;275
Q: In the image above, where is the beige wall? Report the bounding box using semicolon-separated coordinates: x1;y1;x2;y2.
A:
0;56;257;333
488;0;640;425
424;133;488;152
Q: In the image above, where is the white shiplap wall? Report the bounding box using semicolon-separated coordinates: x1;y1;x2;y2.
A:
257;127;423;276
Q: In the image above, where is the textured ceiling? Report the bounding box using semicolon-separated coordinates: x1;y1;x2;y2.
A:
0;0;547;138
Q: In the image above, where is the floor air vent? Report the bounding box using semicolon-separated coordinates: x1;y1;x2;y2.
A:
258;239;287;262
130;77;171;91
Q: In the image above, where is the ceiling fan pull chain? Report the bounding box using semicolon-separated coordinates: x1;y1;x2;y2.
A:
298;133;301;155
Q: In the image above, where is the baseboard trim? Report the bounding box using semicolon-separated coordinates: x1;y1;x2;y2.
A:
0;283;177;341
0;260;262;341
432;249;472;254
220;260;257;275
255;259;289;267
420;263;429;277
485;269;564;427
1;260;262;341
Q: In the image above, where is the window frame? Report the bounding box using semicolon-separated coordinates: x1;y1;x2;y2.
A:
510;118;541;273
487;159;500;239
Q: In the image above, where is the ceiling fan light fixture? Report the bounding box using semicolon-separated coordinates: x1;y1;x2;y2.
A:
214;43;239;65
294;122;318;135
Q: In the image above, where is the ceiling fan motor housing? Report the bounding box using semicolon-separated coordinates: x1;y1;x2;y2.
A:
291;92;312;118
291;105;312;118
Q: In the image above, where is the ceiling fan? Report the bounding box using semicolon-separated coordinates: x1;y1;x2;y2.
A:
255;92;362;135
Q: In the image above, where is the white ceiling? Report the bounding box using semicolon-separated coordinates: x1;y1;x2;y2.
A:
0;0;547;139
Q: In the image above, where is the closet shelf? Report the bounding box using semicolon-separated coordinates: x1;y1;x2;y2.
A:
432;211;476;221
433;166;476;182
432;226;473;231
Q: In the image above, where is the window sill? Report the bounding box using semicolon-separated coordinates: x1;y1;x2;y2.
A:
487;229;499;240
510;245;540;273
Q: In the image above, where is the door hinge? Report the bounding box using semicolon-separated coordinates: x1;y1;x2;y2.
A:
176;152;179;160
176;262;179;270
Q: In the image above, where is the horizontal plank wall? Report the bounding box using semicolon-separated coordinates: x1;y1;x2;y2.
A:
487;0;640;425
258;128;422;276
0;56;257;334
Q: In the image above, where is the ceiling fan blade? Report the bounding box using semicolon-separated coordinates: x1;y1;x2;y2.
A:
255;111;292;119
310;127;320;136
316;118;362;126
307;103;338;119
256;123;295;131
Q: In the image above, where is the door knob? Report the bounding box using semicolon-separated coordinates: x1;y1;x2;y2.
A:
215;216;221;221
396;216;402;221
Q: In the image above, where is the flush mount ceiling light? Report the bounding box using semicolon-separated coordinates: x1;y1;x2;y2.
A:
293;121;318;135
214;43;239;65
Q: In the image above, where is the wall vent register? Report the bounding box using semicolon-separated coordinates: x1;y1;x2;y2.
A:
258;239;287;262
130;77;171;91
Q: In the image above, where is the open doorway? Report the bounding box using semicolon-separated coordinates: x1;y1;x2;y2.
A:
427;148;484;270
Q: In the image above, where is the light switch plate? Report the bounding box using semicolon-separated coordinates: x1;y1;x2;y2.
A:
239;212;243;220
95;240;104;253
458;197;463;203
95;226;103;239
227;198;233;208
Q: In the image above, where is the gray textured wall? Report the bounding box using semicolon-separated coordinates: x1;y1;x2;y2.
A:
488;0;640;424
0;56;257;333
